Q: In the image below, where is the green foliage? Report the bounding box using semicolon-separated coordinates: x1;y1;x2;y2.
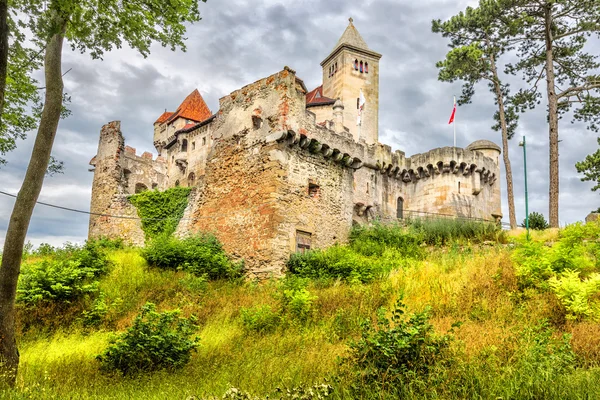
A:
512;221;600;320
287;246;381;283
407;218;504;245
523;212;550;230
549;271;600;320
514;222;600;288
576;137;600;192
240;305;280;334
17;241;112;304
502;0;600;131
96;302;199;375
142;234;243;280
349;222;425;257
128;187;192;239
276;277;317;324
81;292;123;328
344;299;454;389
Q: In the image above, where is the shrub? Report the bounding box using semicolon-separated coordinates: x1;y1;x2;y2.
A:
276;277;317;324
97;302;199;375
142;234;243;280
344;299;454;388
240;305;280;334
512;221;600;291
549;270;600;320
81;292;123;328
17;241;112;304
523;212;550;230
287;246;379;283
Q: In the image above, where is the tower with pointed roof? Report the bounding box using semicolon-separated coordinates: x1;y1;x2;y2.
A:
321;18;381;145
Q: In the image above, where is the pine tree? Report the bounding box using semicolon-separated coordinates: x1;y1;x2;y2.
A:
433;0;520;229
501;0;600;227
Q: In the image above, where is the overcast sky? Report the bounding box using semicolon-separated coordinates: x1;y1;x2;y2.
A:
0;0;598;248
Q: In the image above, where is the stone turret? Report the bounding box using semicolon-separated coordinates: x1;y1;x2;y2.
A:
333;98;344;132
321;18;382;145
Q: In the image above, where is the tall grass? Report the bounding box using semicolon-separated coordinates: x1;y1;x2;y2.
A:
4;223;600;399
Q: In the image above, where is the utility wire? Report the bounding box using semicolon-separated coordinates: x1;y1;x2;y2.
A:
0;189;511;227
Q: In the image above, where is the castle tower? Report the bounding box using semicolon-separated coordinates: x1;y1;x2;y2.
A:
321;18;381;145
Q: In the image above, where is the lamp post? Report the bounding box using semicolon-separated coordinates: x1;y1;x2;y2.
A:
519;136;529;239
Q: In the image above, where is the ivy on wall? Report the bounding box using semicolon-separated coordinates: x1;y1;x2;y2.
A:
128;187;192;239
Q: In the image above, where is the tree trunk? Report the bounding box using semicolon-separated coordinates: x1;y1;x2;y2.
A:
0;0;9;118
0;17;66;387
544;5;559;228
489;45;517;229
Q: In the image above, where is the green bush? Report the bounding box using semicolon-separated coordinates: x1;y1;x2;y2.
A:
523;212;550;230
276;277;317;324
142;234;243;280
17;241;112;304
96;302;199;375
240;305;280;334
344;299;454;389
512;222;600;291
128;187;192;239
549;271;600;320
287;246;380;283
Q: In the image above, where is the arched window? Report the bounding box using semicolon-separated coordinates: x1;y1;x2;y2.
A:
335;62;338;73
188;172;195;187
365;62;369;73
360;61;363;73
354;59;358;70
397;197;404;219
181;139;188;152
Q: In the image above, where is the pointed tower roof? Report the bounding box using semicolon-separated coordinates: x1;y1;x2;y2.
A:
321;18;381;66
335;18;370;51
166;89;212;124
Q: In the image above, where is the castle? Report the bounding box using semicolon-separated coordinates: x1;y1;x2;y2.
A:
88;19;502;277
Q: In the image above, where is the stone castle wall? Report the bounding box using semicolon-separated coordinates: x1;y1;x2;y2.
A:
89;68;502;276
89;121;166;246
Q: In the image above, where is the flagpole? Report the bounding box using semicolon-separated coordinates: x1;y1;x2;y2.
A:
453;96;456;148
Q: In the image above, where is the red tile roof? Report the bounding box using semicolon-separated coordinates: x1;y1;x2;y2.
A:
306;85;335;107
154;111;173;125
166;89;212;124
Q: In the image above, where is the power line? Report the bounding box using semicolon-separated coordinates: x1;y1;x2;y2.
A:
0;189;182;221
0;189;509;226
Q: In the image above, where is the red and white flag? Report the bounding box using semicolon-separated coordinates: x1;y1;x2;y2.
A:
448;97;456;124
357;90;366;126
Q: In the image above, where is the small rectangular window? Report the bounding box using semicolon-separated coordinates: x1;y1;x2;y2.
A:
202;137;207;146
296;231;312;253
308;181;320;197
192;142;196;150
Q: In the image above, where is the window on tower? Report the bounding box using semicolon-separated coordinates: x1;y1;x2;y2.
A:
335;62;338;73
354;59;358;70
365;62;369;73
360;61;363;73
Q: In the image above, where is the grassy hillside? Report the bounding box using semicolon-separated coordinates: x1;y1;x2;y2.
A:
3;221;600;399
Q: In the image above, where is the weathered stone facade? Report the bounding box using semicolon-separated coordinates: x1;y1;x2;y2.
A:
89;20;502;277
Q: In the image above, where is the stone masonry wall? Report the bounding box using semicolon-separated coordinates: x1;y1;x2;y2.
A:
89;121;166;246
